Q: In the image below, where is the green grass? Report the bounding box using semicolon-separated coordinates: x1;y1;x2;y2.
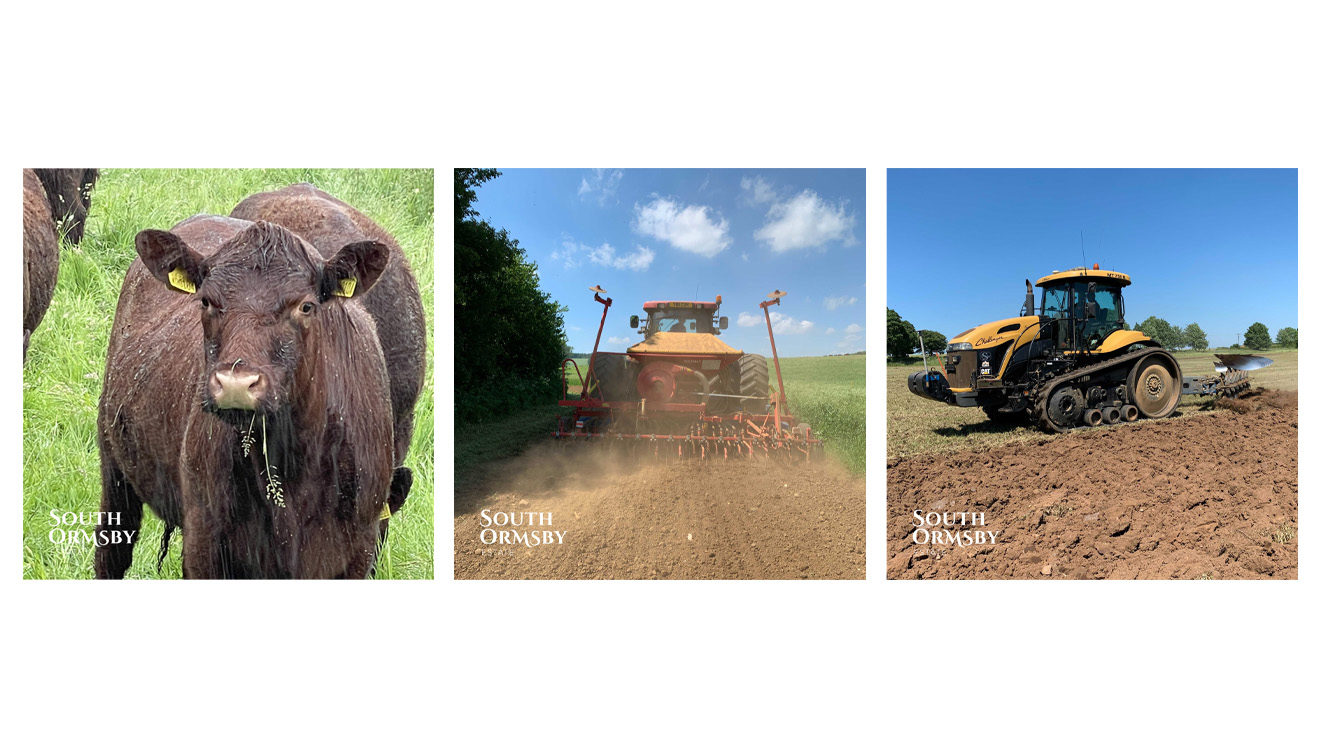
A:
888;348;1297;460
23;169;434;579
778;354;866;474
454;405;564;492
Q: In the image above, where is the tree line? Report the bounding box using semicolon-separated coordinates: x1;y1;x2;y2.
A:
455;169;568;422
1134;317;1297;351
888;307;1296;358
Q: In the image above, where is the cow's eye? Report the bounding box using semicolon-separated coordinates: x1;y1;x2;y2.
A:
300;302;316;315
200;298;210;309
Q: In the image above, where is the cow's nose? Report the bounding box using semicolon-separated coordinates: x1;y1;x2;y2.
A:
210;370;265;410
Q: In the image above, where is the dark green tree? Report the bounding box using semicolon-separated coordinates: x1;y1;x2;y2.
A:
1168;325;1186;350
1275;326;1298;348
1243;322;1271;350
1134;316;1177;348
916;329;947;353
1182;322;1209;351
455;169;568;422
887;308;918;359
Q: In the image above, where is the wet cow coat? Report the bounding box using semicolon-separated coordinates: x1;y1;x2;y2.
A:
96;216;395;578
230;183;425;468
23;169;59;359
33;168;98;245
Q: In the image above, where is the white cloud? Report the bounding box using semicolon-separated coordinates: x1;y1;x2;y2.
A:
550;240;581;269
740;175;780;205
634;197;731;257
586;242;654;271
825;327;836;335
824;295;858;310
577;169;624;205
837;323;864;350
740;252;749;262
754;189;856;252
555;240;653;272
607;336;630;345
739;310;813;334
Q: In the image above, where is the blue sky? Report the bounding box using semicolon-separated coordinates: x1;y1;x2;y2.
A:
887;169;1298;348
470;169;866;357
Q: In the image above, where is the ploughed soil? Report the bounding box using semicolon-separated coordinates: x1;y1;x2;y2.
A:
887;390;1298;580
456;444;865;580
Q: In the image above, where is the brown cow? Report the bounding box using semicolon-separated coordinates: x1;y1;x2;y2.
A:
33;169;98;245
95;215;397;578
23;169;59;359
230;183;425;467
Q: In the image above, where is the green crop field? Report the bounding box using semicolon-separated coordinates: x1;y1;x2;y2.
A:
888;348;1297;460
23;168;434;579
551;353;866;474
779;354;866;474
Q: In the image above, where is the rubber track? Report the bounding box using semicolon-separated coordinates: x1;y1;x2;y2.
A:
1032;347;1177;433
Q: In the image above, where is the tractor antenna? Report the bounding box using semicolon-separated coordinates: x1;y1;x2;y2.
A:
1080;228;1087;267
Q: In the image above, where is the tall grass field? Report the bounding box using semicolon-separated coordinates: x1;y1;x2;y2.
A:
23;169;434;579
888;348;1297;460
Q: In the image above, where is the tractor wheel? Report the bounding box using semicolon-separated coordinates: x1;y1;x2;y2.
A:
591;353;636;402
1045;386;1085;430
1129;354;1180;419
736;354;770;413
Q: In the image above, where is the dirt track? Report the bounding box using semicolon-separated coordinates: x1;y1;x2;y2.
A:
887;391;1298;580
456;444;865;579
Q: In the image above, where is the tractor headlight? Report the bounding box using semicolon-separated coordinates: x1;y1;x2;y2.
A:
946;342;973;351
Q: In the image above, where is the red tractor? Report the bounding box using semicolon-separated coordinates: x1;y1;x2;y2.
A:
557;287;820;459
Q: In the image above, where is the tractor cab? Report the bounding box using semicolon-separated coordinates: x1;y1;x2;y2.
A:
630;298;730;337
1034;265;1130;352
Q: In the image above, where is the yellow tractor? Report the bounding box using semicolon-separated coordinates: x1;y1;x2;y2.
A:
907;264;1271;432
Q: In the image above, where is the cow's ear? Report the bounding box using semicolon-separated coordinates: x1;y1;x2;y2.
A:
136;230;207;294
320;240;389;302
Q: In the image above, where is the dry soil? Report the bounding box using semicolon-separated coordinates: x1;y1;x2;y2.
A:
456;444;865;580
887;390;1298;580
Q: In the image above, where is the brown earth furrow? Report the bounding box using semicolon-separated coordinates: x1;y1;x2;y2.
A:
887;390;1297;580
456;444;865;580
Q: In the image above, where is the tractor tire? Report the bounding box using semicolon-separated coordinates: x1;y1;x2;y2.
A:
736;354;770;414
1128;353;1180;419
1045;386;1085;430
591;353;636;402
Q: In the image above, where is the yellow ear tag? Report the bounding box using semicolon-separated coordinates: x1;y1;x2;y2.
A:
333;278;357;298
168;267;196;294
379;503;392;520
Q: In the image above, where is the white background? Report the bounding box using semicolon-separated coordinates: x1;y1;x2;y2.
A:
1;1;1313;745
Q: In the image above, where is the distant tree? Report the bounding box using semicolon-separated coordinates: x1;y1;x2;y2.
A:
887;308;918;358
916;329;947;353
1275;326;1298;348
1167;325;1186;350
1134;316;1177;348
1182;322;1209;351
1243;322;1272;350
